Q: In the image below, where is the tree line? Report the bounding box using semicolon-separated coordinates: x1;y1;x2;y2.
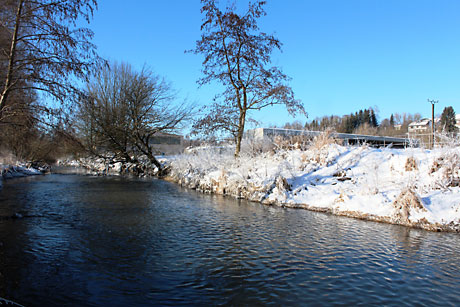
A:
1;0;303;169
1;0;457;172
0;0;100;163
303;108;378;134
285;106;458;136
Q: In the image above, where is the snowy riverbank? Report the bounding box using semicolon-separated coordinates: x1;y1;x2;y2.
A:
56;156;165;177
166;142;460;232
0;164;46;188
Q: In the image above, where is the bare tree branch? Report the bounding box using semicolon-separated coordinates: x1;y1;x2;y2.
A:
76;62;194;171
189;0;305;156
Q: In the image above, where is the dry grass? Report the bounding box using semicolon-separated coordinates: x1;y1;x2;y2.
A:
392;188;426;223
429;156;444;174
271;135;309;152
303;129;339;166
405;156;418;171
430;151;460;188
309;129;337;151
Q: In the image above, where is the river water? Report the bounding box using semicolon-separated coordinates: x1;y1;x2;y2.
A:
0;174;459;306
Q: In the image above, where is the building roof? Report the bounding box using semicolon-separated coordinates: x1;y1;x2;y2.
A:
408;118;431;127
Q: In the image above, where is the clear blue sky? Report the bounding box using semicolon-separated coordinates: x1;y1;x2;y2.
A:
85;0;460;127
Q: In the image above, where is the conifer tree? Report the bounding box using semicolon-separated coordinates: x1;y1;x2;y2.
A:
370;109;378;127
440;106;457;133
390;114;395;126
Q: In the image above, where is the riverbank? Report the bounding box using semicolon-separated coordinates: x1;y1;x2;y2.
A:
165;142;460;232
33;141;460;232
0;163;46;182
56;156;164;177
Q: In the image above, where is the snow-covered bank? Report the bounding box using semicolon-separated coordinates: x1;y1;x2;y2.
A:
166;143;460;232
0;164;46;185
57;156;166;177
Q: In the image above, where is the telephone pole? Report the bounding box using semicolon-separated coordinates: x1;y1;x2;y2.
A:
428;99;438;148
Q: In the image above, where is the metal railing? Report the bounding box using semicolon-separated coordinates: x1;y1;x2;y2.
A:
407;132;460;148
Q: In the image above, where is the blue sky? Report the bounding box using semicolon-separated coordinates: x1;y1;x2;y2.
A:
86;0;460;127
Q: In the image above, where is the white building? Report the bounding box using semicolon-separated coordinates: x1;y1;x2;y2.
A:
408;118;431;133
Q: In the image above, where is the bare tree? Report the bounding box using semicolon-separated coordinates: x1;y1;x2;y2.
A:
190;0;305;156
78;62;192;171
0;0;100;121
191;101;259;143
191;102;240;143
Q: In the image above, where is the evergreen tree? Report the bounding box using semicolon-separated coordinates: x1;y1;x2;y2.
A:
363;109;370;126
340;114;355;133
440;106;458;132
370;109;378;127
389;114;395;126
358;110;364;126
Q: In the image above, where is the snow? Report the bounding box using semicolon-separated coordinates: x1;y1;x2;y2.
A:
167;142;460;231
56;156;164;177
0;164;43;181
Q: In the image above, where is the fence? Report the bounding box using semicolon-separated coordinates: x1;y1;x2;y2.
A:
407;132;459;148
245;128;460;150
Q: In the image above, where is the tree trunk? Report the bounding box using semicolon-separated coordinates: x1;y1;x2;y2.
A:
235;109;246;157
0;0;24;115
148;154;162;170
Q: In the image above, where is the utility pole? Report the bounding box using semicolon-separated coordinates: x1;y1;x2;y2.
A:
428;99;438;148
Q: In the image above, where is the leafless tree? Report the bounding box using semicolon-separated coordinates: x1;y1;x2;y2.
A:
0;0;100;121
191;100;259;144
189;0;305;156
78;62;192;171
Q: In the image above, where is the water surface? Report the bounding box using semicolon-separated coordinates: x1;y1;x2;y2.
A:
0;174;459;306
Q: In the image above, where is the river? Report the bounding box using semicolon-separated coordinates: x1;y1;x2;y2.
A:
0;174;459;306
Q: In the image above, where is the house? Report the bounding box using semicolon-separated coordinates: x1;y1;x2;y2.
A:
394;124;402;131
408;118;431;133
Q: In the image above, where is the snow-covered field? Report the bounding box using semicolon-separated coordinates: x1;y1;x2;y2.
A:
167;141;460;232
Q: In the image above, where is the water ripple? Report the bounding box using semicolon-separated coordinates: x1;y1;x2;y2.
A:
0;175;459;306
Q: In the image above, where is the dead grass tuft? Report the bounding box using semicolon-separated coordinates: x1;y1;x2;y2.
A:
430;156;444;174
392;188;426;223
303;129;340;166
430;152;460;187
405;156;418;171
309;129;337;151
275;175;291;192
